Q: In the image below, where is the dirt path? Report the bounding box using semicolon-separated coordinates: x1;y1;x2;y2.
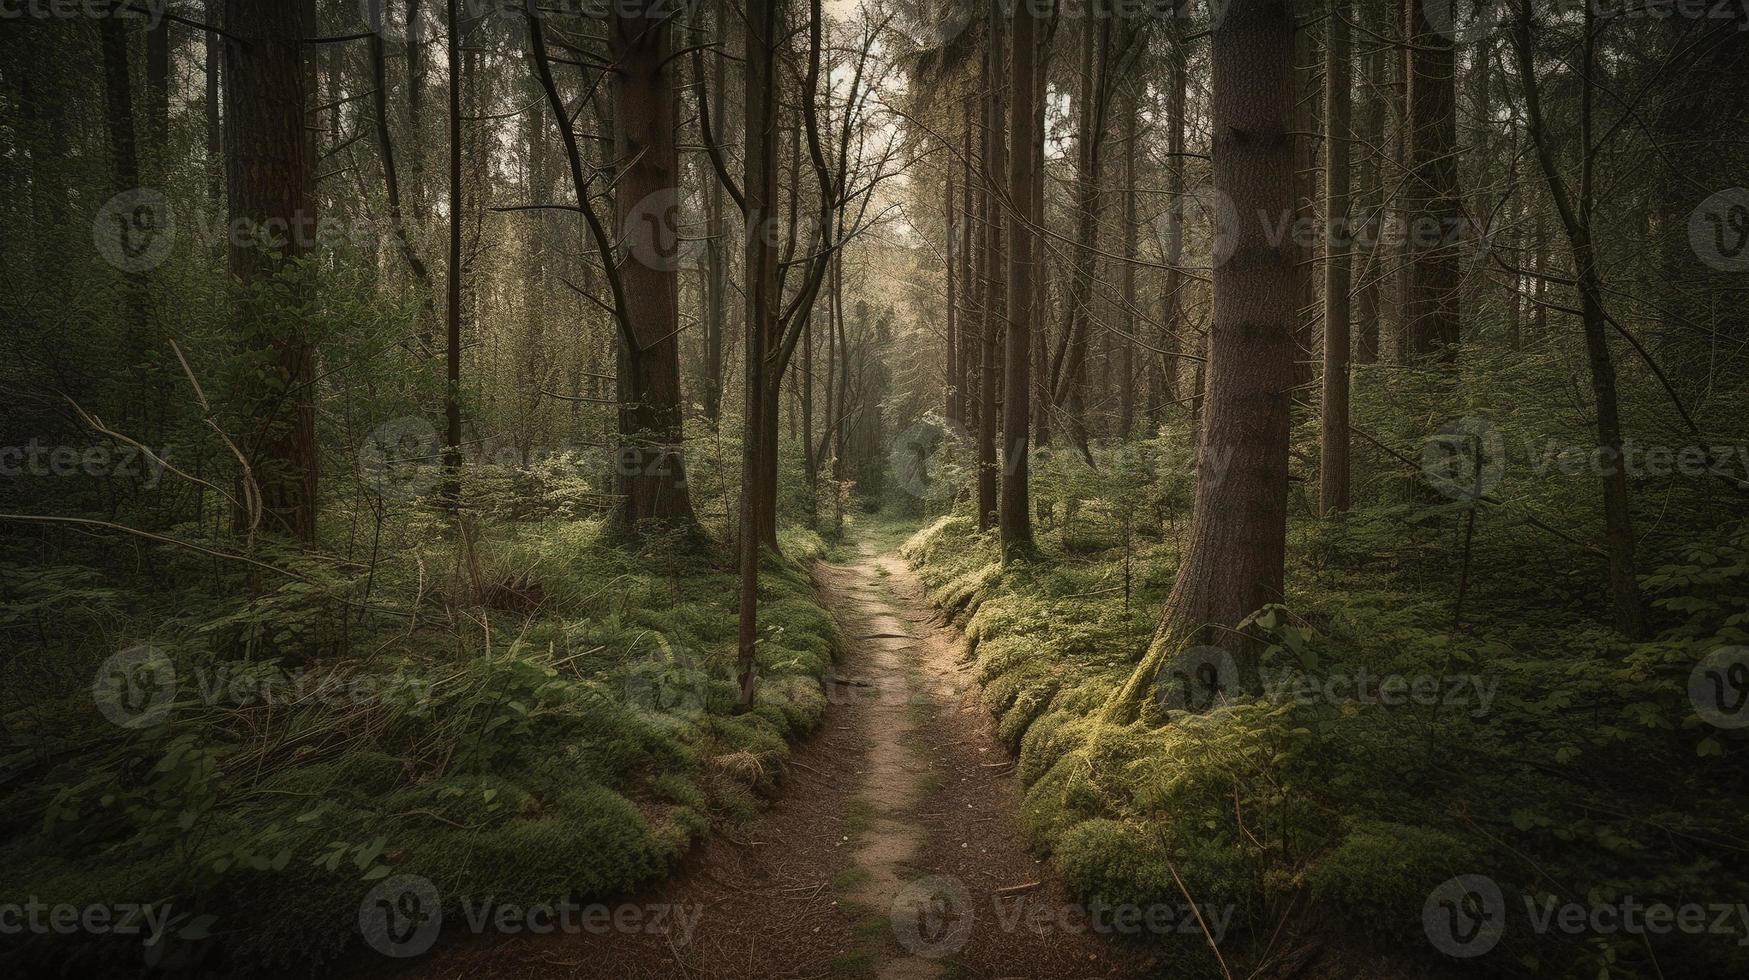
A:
349;539;1156;980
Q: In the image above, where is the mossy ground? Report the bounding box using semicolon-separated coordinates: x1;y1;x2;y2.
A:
0;513;838;976
898;496;1749;979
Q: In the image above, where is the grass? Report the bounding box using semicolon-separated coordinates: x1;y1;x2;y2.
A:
0;514;840;975
899;502;1749;979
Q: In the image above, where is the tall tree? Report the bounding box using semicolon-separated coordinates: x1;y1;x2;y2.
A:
441;0;463;508
1319;4;1352;515
999;0;1039;557
1108;0;1299;721
1403;0;1462;359
1511;1;1644;636
736;0;780;706
223;0;320;541
612;0;698;533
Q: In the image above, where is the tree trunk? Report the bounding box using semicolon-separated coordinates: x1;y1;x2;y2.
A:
737;0;779;707
1109;0;1298;722
223;0;320;542
1512;2;1644;637
703;15;728;428
613;0;698;534
946;163;960;429
1404;0;1462;360
976;16;1004;529
1319;4;1352;516
441;0;463;509
1117;83;1138;440
1354;4;1385;364
1000;0;1037;557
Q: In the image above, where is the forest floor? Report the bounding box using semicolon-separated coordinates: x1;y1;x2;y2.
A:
343;533;1162;979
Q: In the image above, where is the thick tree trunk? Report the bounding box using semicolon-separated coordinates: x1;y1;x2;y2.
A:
613;0;698;534
206;1;223;203
703;14;728;429
1000;0;1037;557
737;0;779;707
224;0;320;542
976;17;1004;529
1354;10;1384;365
442;0;463;509
1319;5;1352;515
1109;0;1298;722
1117;84;1138;440
1157;35;1188;421
1404;0;1462;360
946;163;959;428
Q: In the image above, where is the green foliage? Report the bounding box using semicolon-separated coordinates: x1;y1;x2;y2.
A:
0;513;837;975
903;457;1749;978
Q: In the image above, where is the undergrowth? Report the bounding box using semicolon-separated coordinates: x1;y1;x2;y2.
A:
898;342;1749;978
0;498;837;975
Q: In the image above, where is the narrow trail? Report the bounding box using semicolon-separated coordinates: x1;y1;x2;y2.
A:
363;536;1156;980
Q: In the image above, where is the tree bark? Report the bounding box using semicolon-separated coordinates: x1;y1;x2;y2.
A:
1109;0;1299;721
613;0;698;534
1319;4;1352;515
1000;0;1037;557
737;0;780;707
223;0;320;542
1404;0;1462;360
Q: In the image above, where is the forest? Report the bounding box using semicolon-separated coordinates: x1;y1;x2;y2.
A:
1;0;1747;977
